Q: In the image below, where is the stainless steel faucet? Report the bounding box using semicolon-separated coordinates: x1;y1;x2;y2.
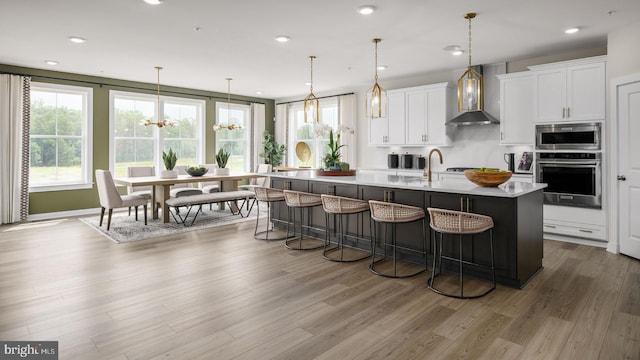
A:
425;148;443;182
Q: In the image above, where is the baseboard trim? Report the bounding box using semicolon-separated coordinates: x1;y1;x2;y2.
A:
28;208;102;221
544;233;608;248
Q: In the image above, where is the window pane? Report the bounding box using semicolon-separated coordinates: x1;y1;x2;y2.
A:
30;83;91;189
114;98;154;138
216;103;250;172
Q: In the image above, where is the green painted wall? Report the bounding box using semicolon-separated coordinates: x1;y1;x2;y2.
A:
0;64;275;215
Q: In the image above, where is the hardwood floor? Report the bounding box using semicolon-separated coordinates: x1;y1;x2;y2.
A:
0;217;638;359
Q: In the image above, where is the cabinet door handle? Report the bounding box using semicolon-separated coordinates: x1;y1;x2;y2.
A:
567;107;571;118
500;131;504;140
579;229;593;233
460;197;464;211
466;198;470;212
562;108;565;118
425;134;429;142
544;224;556;228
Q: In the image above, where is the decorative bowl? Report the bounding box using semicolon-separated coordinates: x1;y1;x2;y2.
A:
464;169;512;187
186;166;208;177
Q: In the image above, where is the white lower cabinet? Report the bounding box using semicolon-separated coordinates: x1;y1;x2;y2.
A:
543;205;606;242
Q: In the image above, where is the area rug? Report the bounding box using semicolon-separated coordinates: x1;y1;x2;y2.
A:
80;205;267;244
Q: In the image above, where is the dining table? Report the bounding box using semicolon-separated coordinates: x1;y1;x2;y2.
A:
114;172;265;223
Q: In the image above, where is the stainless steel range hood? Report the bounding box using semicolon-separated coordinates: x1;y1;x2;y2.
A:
446;110;500;126
446;65;500;126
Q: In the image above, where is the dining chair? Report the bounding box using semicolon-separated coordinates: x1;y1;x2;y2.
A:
170;165;203;198
126;165;154;218
200;163;220;193
239;164;272;192
95;169;148;230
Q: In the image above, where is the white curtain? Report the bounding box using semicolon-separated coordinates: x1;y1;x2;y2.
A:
0;74;30;224
338;94;357;168
275;103;288;166
250;103;265;170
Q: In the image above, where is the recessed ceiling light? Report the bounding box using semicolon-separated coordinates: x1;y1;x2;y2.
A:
357;5;376;15
44;60;58;66
565;27;581;34
143;0;164;5
256;91;263;95
275;35;290;43
69;36;86;43
443;45;464;56
377;65;387;71
304;81;312;86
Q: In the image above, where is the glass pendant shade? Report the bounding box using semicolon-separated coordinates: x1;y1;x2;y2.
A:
367;38;387;119
366;81;387;119
303;55;319;123
457;67;483;112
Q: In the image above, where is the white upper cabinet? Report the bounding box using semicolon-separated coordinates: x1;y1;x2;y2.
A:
530;56;606;123
368;91;405;146
497;71;534;145
369;82;450;147
405;83;450;146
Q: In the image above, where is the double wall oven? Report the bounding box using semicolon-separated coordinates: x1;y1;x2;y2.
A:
535;123;602;209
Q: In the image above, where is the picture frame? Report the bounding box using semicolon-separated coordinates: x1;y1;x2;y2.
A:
516;151;533;173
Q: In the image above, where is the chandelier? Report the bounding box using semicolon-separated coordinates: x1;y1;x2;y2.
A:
457;13;483;112
213;77;244;131
143;66;174;128
366;38;387;119
303;55;319;123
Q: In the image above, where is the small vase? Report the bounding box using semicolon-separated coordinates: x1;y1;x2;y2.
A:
160;170;178;179
215;167;230;175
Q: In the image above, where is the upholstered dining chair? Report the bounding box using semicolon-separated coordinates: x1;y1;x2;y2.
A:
126;165;155;218
239;164;272;192
200;163;220;193
95;169;148;230
170;165;203;198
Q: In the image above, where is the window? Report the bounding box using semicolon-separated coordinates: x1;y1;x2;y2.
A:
110;91;204;177
29;83;93;191
215;102;251;172
288;98;338;168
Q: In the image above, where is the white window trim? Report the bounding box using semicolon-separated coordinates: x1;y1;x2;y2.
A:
29;82;93;192
215;101;252;172
109;90;206;172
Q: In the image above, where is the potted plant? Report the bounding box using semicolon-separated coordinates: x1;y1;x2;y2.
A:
259;131;286;167
323;129;346;170
215;148;230;175
160;148;178;178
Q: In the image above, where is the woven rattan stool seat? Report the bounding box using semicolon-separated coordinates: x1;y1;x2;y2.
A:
321;194;369;214
369;200;425;223
320;194;371;262
283;190;322;208
254;187;285;202
368;200;427;278
427;207;496;299
428;208;494;235
283;190;324;250
253;187;290;241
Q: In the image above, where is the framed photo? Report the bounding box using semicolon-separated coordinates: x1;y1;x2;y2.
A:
517;152;533;173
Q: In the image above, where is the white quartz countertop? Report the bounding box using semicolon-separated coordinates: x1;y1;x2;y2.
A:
270;171;546;198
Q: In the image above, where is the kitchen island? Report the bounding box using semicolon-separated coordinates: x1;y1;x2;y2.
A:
269;171;547;289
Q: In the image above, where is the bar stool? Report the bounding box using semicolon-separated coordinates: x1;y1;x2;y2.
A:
320;194;371;262
253;187;290;241
283;190;324;250
427;208;495;299
368;200;427;278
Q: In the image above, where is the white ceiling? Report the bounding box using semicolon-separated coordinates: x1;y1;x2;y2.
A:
1;0;639;100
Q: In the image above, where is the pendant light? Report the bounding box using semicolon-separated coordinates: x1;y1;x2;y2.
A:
143;66;174;128
366;38;387;119
303;55;319;123
213;78;244;131
457;13;483;112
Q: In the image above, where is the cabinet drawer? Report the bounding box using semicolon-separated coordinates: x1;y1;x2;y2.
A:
543;220;605;240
